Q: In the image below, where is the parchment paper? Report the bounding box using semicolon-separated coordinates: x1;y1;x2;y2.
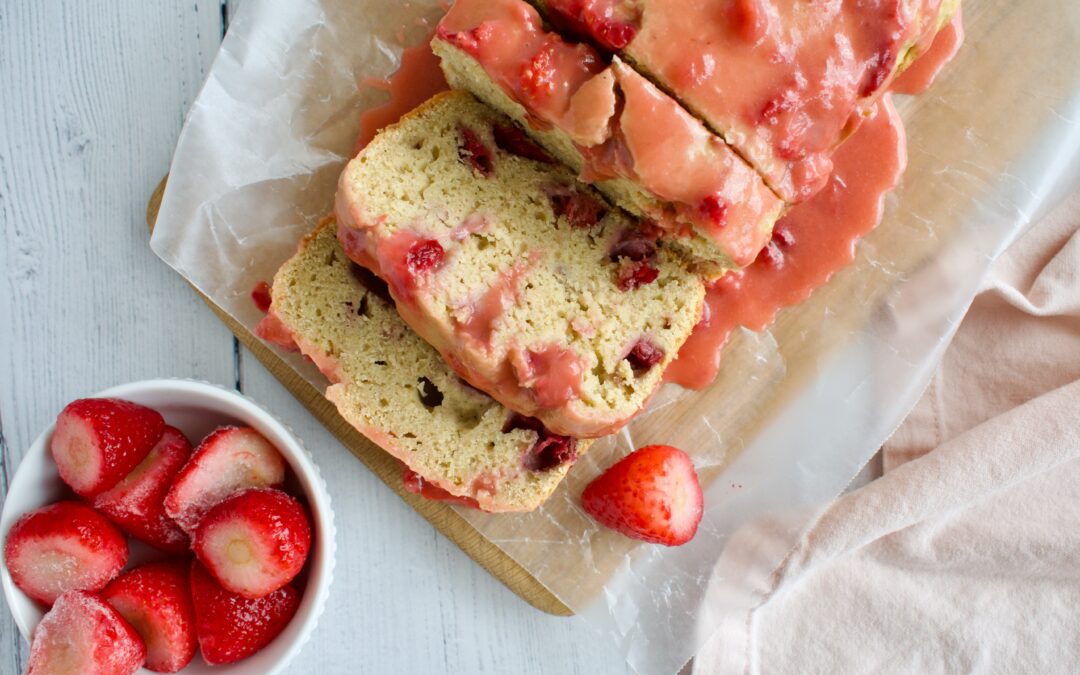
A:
151;1;1080;672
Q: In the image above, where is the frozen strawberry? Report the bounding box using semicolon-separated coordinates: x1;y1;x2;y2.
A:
101;561;197;673
581;444;703;546
91;426;192;553
192;488;311;598
28;591;146;675
190;561;299;665
4;501;128;605
164;426;286;534
50;398;166;497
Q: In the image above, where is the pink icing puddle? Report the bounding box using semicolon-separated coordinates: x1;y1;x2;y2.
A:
511;345;585;408
354;36;450;154
401;464;481;509
891;8;965;96
665;96;907;390
255;311;300;352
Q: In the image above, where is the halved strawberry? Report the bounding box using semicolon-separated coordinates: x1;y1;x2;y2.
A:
91;426;192;553
101;560;197;673
581;444;703;546
190;561;299;665
4;501;128;605
50;398;166;497
28;591;146;675
163;426;286;534
192;488;311;598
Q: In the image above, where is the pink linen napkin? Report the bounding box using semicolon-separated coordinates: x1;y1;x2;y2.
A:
693;191;1080;674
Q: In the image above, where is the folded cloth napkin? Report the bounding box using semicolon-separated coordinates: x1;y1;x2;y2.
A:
693;190;1080;674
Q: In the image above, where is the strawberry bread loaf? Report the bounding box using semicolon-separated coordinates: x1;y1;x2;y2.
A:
530;0;959;202
260;219;589;512
433;0;784;276
334;91;705;439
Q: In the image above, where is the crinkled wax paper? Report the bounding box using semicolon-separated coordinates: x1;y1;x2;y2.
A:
151;0;1080;672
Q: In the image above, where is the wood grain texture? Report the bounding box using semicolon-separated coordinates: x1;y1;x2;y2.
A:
0;2;231;673
2;2;630;673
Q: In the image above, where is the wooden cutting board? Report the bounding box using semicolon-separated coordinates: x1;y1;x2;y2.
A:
146;177;572;616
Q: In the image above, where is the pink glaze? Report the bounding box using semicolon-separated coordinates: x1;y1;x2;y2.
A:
402;465;482;509
436;0;783;267
453;260;534;348
511;345;585;408
666;96;907;390
354;36;450;154
437;0;606;128
545;0;944;202
891;8;964;96
612;60;777;266
255;311;300;352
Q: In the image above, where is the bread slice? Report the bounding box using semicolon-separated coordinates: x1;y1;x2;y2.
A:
432;0;785;276
335;91;705;439
529;0;960;202
259;219;589;513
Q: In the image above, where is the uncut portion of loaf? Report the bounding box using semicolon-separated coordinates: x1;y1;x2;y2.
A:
335;91;705;439
265;219;587;513
432;0;785;277
529;0;960;203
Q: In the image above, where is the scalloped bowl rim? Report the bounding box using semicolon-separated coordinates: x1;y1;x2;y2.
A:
0;378;336;675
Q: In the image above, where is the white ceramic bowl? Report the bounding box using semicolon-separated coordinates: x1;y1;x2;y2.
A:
0;379;336;675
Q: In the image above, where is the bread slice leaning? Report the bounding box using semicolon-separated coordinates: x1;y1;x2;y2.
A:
335;91;705;439
261;219;589;513
432;0;785;276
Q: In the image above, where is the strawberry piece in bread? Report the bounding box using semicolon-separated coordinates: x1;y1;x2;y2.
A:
91;426;192;553
27;591;146;675
190;561;300;665
50;398;166;497
4;501;128;605
581;444;703;546
163;426;286;535
192;488;311;598
101;560;198;673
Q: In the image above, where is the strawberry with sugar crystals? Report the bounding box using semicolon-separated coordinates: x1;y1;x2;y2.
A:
101;561;197;673
190;561;300;665
193;488;311;598
4;501;128;605
91;426;192;553
28;591;146;675
50;398;166;497
581;444;703;546
164;426;286;535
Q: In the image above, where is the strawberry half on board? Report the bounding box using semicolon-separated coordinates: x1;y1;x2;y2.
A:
91;426;193;553
28;591;146;675
581;444;704;546
102;560;197;673
192;488;311;598
164;426;286;535
50;398;166;497
4;501;128;605
190;561;300;665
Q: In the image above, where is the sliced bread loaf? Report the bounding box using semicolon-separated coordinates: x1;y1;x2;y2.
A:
530;0;959;202
432;0;785;275
335;91;705;439
259;219;588;513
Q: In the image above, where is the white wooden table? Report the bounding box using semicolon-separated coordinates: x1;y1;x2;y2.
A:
0;2;632;672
